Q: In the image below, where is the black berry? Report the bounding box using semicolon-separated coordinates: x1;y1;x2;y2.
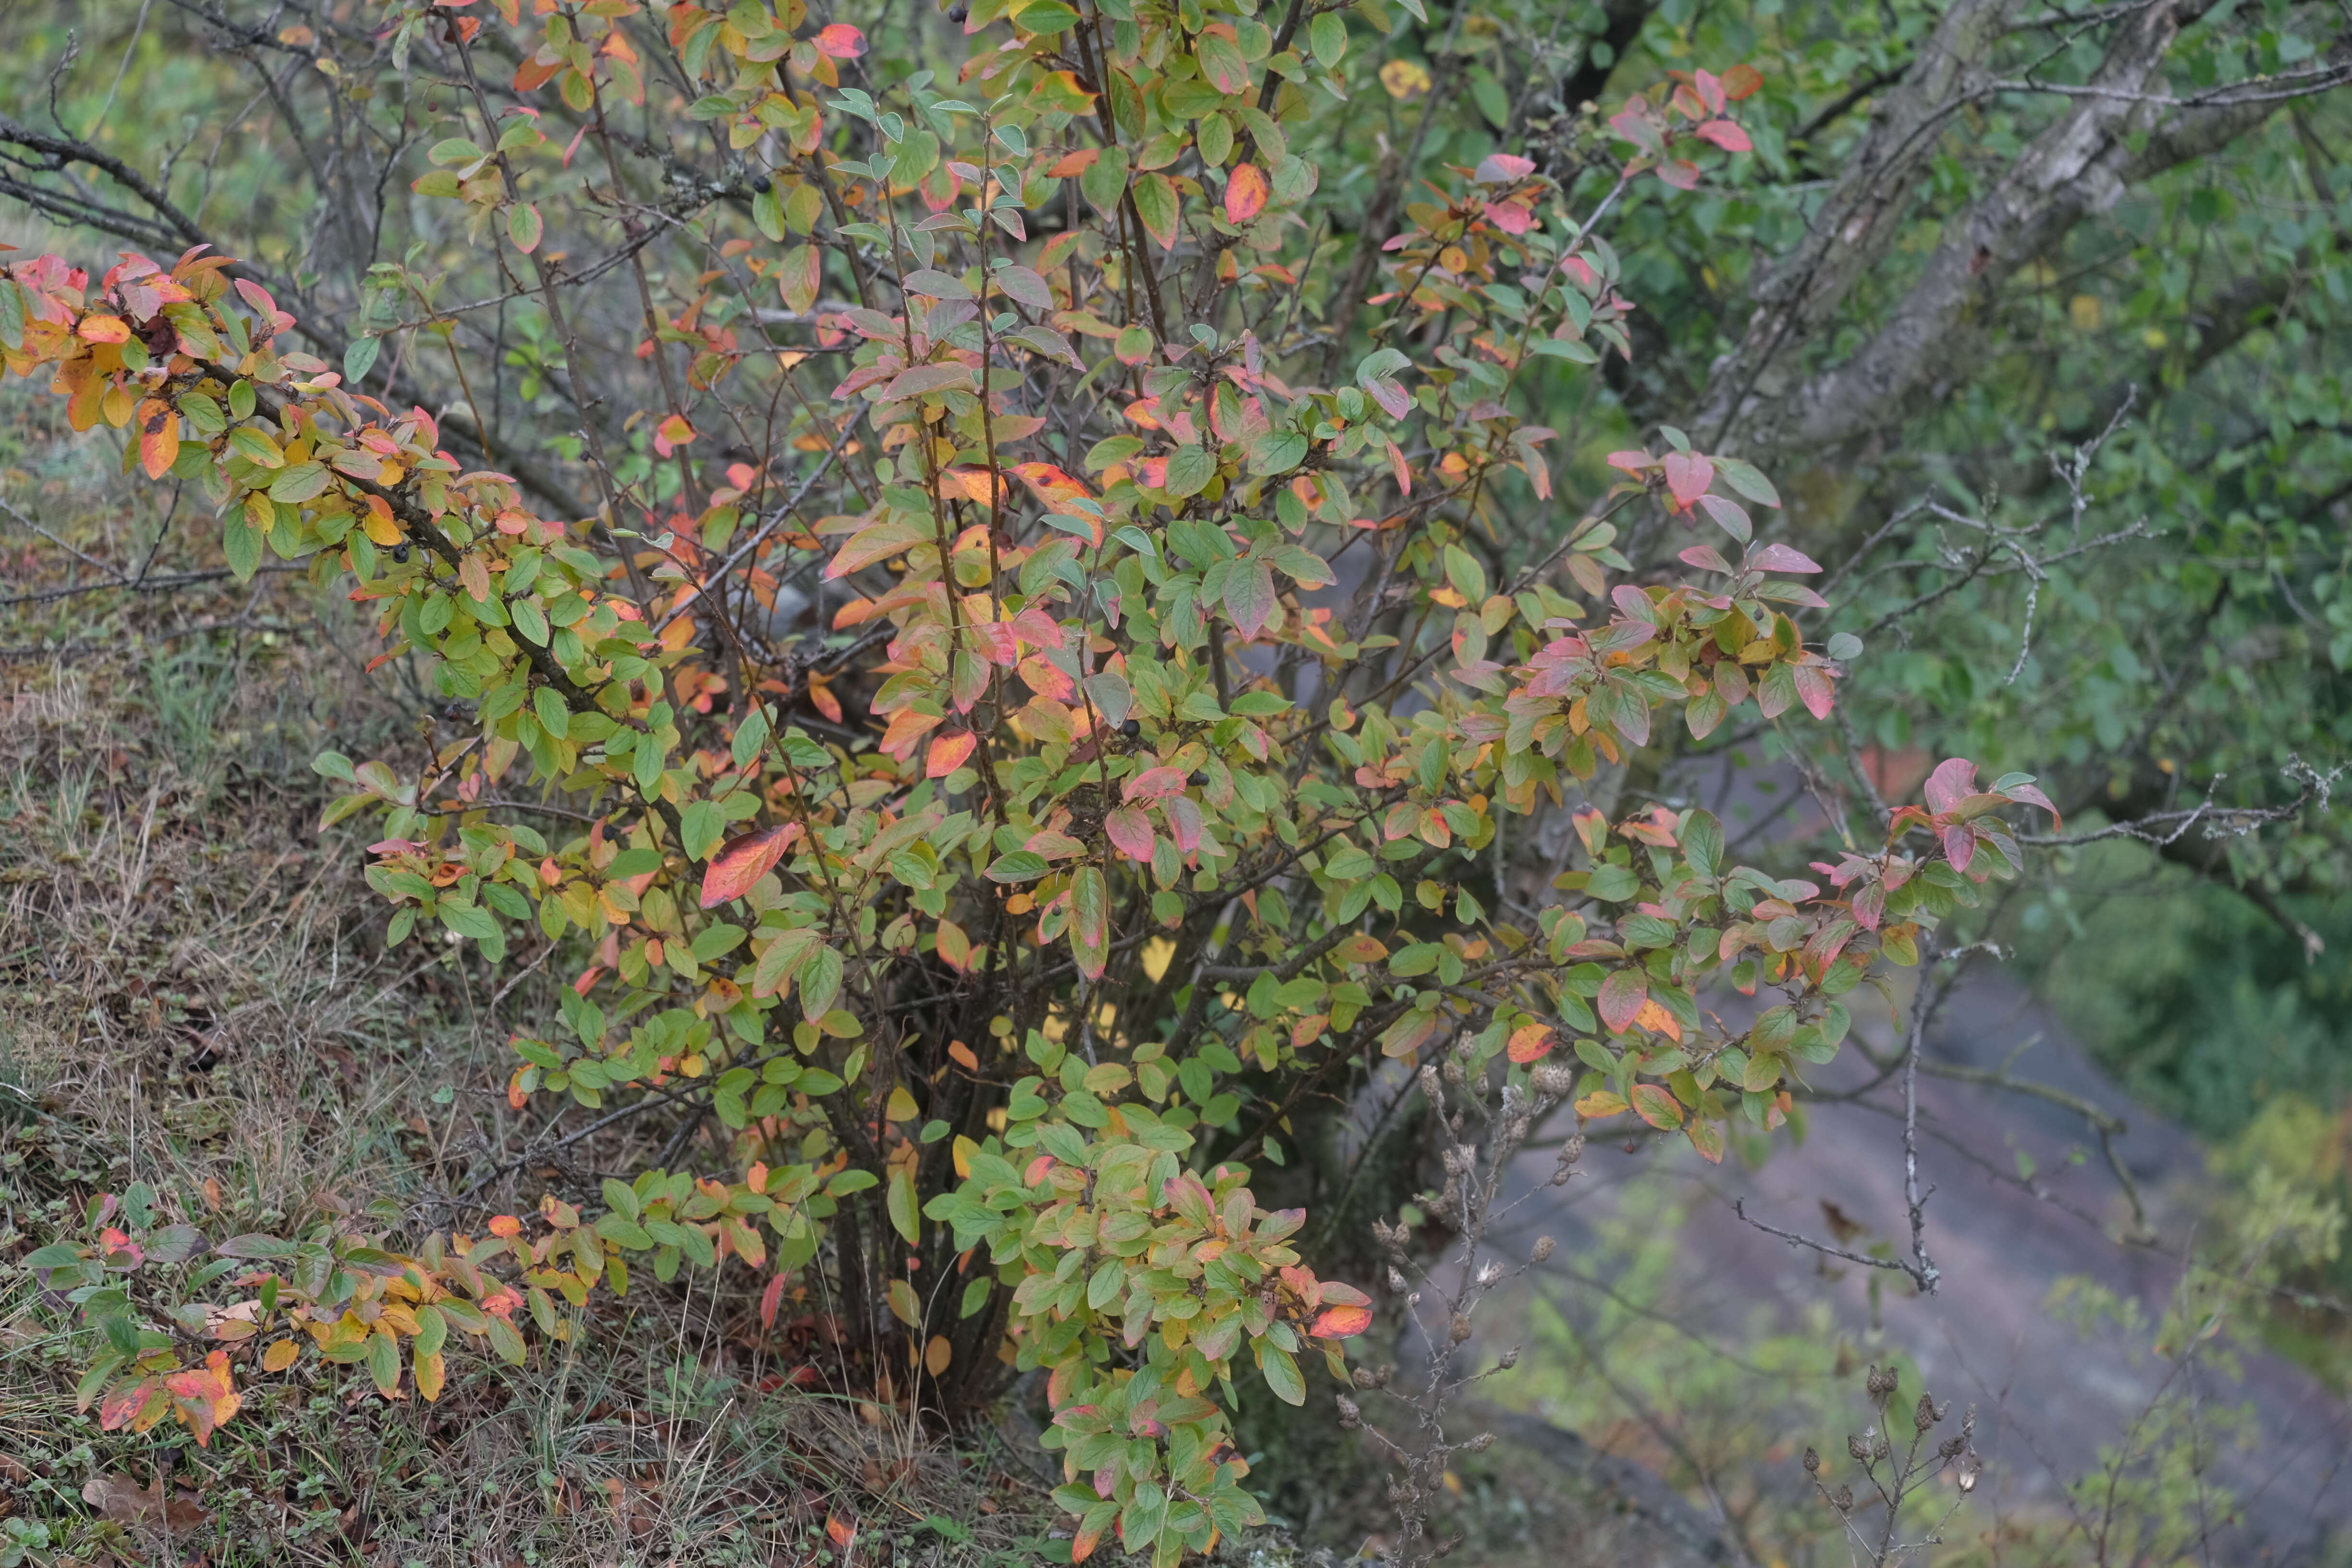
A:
1188;770;1208;787
392;544;411;564
1120;719;1141;739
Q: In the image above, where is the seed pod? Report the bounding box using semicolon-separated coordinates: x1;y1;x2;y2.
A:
1848;1434;1870;1463
1336;1394;1361;1429
1530;1063;1575;1099
1531;1235;1555;1263
1464;1432;1494;1453
1448;1312;1473;1344
1496;1347;1519;1370
1803;1446;1820;1474
1915;1392;1942;1433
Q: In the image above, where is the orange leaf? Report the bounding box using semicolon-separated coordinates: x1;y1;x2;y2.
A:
826;1514;857;1548
1630;998;1682;1041
1506;1024;1554;1063
1225;162;1268;224
815;23;865;57
77;313;131;343
137;399;178;479
699;823;802;907
653;413;696;455
487;1214;523;1237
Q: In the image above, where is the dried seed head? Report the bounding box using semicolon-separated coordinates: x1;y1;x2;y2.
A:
1958;1451;1983;1493
1437;1177;1461;1210
1352;1366;1380;1390
1443;1143;1478;1176
1531;1235;1556;1263
1938;1435;1965;1460
1463;1431;1495;1453
1336;1395;1361;1429
1847;1434;1870;1464
1388;1266;1410;1294
1867;1363;1899;1405
1453;1029;1477;1061
1530;1063;1575;1099
1871;1433;1891;1461
1802;1446;1821;1474
1496;1347;1519;1371
1419;1065;1444;1103
1441;1056;1466;1085
1831;1485;1854;1513
1448;1312;1474;1344
1915;1393;1943;1433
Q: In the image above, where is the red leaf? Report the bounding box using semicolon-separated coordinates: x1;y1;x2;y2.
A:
759;1272;787;1328
1747;542;1822;574
1225;162;1268;224
1105;805;1156;862
1678;543;1731;573
1722;63;1764;100
815;23;866;57
1474;152;1536;184
1123;765;1190;802
699;824;799;907
1598;968;1648;1033
1793;663;1835;720
1695;119;1752;152
1922;757;1979;816
1661;451;1713;511
1941;823;1976;872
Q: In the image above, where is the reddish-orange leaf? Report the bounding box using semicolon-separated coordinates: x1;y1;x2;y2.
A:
948;1039;980;1071
759;1271;788;1328
1225;162;1268;224
1506;1024;1554;1063
1310;1303;1373;1338
1597;968;1648;1033
699;823;800;908
815;23;866;57
926;732;977;777
487;1214;523;1237
825;1514;857;1548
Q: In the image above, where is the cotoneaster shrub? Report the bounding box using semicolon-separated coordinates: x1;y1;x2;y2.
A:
4;0;2064;1558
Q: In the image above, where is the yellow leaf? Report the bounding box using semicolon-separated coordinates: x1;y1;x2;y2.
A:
885;1085;919;1121
1141;935;1177;982
260;1338;298;1373
887;1277;921;1327
1574;1090;1628;1119
1380;58;1432;99
952;1135;978;1179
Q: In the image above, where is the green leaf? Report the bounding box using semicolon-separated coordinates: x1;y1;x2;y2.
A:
267;461;330;503
223;511;264;582
987;850;1050;883
799;944;844;1019
887;1164;919;1246
1259;1342;1305;1405
1164;445;1215;498
343;336;380;385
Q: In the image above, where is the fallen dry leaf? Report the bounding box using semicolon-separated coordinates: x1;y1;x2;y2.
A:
82;1471;211;1530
